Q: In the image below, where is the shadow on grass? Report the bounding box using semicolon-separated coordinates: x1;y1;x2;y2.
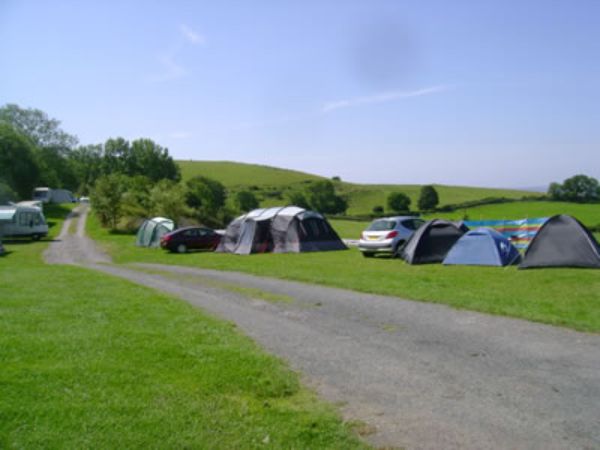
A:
108;229;136;236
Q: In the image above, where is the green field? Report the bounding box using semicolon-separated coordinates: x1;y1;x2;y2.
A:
426;200;600;226
337;183;534;216
87;213;600;333
177;160;537;215
0;209;364;449
178;160;323;188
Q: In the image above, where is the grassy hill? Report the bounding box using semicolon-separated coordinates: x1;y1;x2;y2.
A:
177;160;536;215
178;160;324;188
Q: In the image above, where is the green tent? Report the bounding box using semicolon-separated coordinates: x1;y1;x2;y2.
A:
136;217;175;247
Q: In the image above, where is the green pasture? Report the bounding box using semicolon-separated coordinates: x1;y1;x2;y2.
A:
87;213;600;333
338;183;534;216
178;160;323;188
177;160;537;214
0;209;364;449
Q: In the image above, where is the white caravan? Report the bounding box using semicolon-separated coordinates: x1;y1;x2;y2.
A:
33;187;76;204
0;205;49;240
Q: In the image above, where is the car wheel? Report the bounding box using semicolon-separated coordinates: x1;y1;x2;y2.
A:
362;252;375;258
176;244;187;254
31;234;41;241
393;241;405;256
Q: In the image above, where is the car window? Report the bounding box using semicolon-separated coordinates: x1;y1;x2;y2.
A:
367;220;396;231
401;219;425;230
183;229;197;237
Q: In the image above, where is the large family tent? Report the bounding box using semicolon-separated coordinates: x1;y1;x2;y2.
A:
216;206;347;255
399;219;468;264
519;215;600;269
136;217;175;247
443;228;521;266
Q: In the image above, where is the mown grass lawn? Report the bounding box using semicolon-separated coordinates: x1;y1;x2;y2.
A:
0;208;365;449
87;213;600;333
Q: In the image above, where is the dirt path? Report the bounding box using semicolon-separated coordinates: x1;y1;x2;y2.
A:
45;206;600;450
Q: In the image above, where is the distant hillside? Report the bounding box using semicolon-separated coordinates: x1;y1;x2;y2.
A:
178;160;323;188
177;160;539;215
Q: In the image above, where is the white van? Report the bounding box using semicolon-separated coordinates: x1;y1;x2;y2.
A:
0;205;49;240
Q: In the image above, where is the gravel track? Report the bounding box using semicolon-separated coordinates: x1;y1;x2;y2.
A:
45;205;600;449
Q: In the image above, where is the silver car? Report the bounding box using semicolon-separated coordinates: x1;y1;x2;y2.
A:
359;216;425;257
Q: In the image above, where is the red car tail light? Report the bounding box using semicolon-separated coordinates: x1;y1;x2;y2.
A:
385;230;398;239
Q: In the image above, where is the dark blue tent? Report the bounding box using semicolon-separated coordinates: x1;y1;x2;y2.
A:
443;228;521;266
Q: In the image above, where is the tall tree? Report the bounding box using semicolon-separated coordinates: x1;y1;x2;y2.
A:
130;138;181;182
418;185;439;211
91;174;128;229
387;192;411;213
235;190;259;212
185;176;227;220
305;180;347;214
548;174;600;203
0;104;78;152
0;123;40;199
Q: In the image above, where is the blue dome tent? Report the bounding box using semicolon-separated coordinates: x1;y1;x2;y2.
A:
443;228;521;266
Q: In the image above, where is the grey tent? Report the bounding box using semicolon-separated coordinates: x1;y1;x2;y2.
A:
136;217;175;247
216;206;347;255
519;215;600;269
399;219;468;264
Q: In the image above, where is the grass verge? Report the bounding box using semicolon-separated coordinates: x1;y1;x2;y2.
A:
0;208;365;449
87;212;600;333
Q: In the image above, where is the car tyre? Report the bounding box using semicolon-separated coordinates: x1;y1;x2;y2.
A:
176;244;187;254
32;234;41;241
362;252;375;258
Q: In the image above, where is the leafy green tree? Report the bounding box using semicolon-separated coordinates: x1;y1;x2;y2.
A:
372;205;384;214
185;176;227;220
0;182;16;204
548;174;600;203
121;176;154;219
387;192;411;213
130;139;180;182
0;123;40;199
149;179;191;221
235;190;259;212
418;185;439;211
91;174;129;229
0;103;78;151
69;144;103;194
0;104;79;191
101;137;180;182
305;180;347;214
287;191;310;209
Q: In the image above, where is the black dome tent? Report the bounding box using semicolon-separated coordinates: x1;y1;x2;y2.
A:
519;215;600;269
399;219;468;264
216;206;347;255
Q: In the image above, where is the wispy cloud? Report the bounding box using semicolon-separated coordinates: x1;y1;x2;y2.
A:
148;25;206;83
169;131;191;139
322;85;449;113
149;54;187;82
180;24;206;46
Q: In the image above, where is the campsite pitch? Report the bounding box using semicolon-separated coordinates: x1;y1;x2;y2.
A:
88;213;600;333
35;208;600;449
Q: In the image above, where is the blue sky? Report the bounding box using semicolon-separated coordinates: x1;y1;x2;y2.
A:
1;1;599;188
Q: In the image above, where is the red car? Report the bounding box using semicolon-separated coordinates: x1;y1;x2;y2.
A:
160;226;221;253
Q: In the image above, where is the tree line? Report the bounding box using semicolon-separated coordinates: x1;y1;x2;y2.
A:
0;103;350;230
